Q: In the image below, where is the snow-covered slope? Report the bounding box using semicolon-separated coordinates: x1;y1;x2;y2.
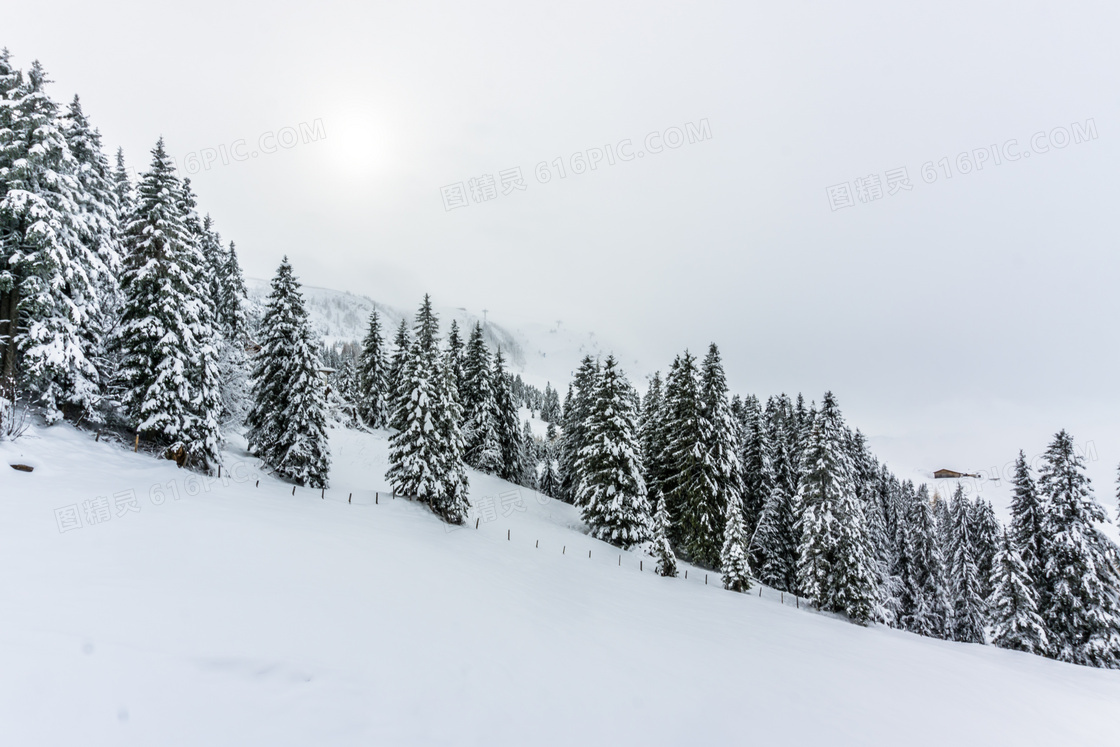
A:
2;425;1118;746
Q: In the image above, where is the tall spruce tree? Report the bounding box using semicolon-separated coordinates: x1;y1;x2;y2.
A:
796;392;880;623
896;483;951;638
720;493;752;592
639;371;668;499
460;323;501;473
651;492;678;577
357;310;389;428
116;138;221;468
387;318;410;427
112;147;133;218
754;397;799;592
737;393;769;536
1037;430;1120;667
660;351;712;562
0;61;117;420
988;529;1049;655
698;343;744;559
576;355;650;549
432;337;470;523
218;239;248;337
558;355;599;504
1009;451;1046;591
537;440;561;499
947;488;987;644
244;258;330;487
491;347;523;482
445;319;465;399
970;498;1001;600
386;296;469;523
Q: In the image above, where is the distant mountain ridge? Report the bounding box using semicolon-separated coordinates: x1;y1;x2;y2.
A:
245;278;639;389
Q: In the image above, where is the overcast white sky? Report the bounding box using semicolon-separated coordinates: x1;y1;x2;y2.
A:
9;1;1120;503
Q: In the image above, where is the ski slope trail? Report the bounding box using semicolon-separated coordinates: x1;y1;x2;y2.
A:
1;424;1118;745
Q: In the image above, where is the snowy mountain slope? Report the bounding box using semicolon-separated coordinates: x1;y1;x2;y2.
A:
2;425;1119;746
245;278;636;390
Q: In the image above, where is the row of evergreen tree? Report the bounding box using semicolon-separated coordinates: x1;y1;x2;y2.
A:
0;50;249;470
544;347;1120;668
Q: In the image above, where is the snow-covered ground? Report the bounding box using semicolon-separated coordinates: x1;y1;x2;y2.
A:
2;424;1118;745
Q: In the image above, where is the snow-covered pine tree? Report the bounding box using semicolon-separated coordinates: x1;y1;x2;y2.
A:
737;393;768;536
754;396;799;592
60;95;123;408
198;215;225;315
520;419;540;488
947;488;987;644
933;491;953;551
172;179;224;466
0;62;116;421
196;215;246;426
540;382;561;422
115;138;220;468
698;343;743;551
796;392;880;624
112;147;133;219
537;441;560;498
661;352;704;554
357;310;389;428
558;355;599;504
639;371;668;499
970;498;1001;600
491;347;523;483
1009;450;1046;591
460;323;501;472
445;319;464;399
387;318;410;428
720;491;751;592
386;295;469;522
1037;430;1120;667
244;257;330;487
576;355;651;549
431;337;469;524
651;492;678;577
212;236;249;426
988;529;1049;655
219;240;248;337
896;483;951;638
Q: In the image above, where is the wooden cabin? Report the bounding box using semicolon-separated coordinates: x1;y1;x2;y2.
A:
934;468;980;479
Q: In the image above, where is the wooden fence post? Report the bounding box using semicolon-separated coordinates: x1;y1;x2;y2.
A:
133;433;139;453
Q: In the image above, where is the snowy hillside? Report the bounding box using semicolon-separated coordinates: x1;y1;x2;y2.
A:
245;278;637;389
2;424;1118;746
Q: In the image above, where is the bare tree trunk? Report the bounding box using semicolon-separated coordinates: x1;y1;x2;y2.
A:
0;282;17;386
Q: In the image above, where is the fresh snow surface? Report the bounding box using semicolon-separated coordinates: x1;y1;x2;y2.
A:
2;424;1118;746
